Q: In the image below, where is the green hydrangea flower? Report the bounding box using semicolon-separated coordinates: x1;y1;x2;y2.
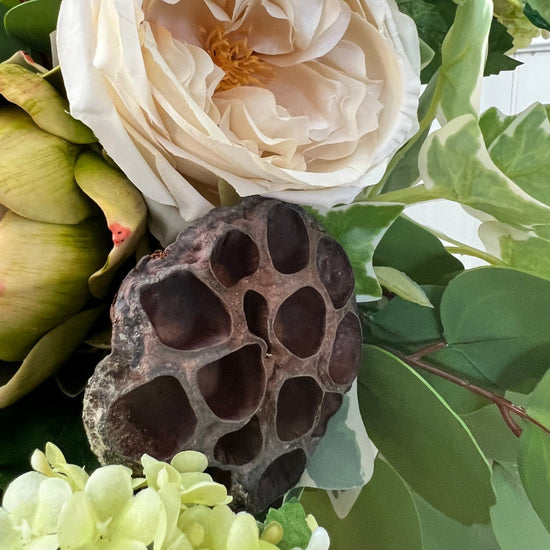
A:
0;444;328;550
493;0;546;49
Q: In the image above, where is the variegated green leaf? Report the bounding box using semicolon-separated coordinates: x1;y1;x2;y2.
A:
419;114;550;232
437;0;493;121
308;204;403;301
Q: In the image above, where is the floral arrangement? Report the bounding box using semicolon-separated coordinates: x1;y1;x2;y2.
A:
1;0;550;549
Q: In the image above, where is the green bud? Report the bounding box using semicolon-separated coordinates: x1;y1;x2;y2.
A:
0;212;110;362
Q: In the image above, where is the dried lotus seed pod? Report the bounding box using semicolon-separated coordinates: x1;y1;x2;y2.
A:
83;196;362;513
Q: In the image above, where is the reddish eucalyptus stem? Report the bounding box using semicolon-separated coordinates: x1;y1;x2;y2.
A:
394;342;550;438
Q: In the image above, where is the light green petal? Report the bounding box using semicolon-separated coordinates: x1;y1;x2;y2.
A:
170;451;208;474
0;212;109;362
85;465;133;523
0;63;96;144
179;472;213;488
0;507;23;550
113;488;162;545
27;534;59;550
33;478;72;536
141;455;181;490
179;481;230;506
0;106;94;225
74;151;147;299
203;505;235;550
155;483;181;550
2;471;45;517
227;512;259;550
57;492;97;549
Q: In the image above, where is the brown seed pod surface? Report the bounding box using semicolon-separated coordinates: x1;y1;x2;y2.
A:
83;196;362;513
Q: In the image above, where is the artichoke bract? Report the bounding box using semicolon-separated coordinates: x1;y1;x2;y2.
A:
0;58;147;407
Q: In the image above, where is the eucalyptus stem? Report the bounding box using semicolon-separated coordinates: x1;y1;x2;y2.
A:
394;342;550;438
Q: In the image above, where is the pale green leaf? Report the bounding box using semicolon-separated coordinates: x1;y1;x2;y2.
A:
413;493;500;550
300;458;422;550
308;204;403;300
358;345;495;524
518;424;550;534
491;462;550;549
373;266;433;307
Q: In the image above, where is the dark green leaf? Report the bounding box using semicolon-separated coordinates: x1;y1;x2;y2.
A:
373;216;463;286
301;458;422;550
485;18;522;76
492;462;550;549
440;267;550;392
395;0;456;83
358;345;495;524
462;404;519;463
414;493;500;550
0;4;25;62
362;285;444;354
524;2;550;30
4;0;61;54
0;379;98;493
518;424;550;534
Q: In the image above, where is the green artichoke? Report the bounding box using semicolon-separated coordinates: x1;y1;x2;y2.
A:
0;59;147;406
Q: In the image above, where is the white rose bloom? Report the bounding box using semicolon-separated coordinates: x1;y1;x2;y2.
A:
57;0;421;245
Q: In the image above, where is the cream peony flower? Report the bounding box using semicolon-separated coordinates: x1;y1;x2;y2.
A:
57;0;421;244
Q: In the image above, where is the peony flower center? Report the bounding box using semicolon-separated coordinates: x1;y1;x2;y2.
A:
202;25;272;92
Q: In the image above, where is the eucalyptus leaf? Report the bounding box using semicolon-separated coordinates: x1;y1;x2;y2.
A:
518;424;550;534
373;266;433;307
462;404;519;463
308;204;403;301
358;345;495;524
440;267;550;392
373;216;463;285
491;462;550;549
301;458;422;550
413;493;500;550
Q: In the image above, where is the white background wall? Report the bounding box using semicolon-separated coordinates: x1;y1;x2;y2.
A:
406;38;550;268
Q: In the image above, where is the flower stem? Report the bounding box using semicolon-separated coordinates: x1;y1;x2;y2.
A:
394;342;550;437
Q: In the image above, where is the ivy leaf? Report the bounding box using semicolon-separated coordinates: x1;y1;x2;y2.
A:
440;267;550;393
485;18;522;76
301;458;422;550
358;345;495;524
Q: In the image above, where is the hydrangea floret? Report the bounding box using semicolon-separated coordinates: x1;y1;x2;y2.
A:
0;444;328;550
